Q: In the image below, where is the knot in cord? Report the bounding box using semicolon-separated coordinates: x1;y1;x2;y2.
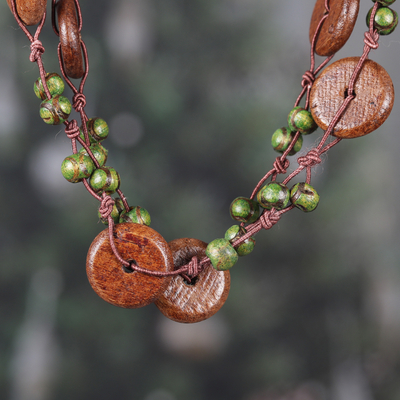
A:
260;209;281;230
273;157;290;175
99;196;115;219
65;119;80;139
364;31;379;49
297;149;321;168
187;256;200;277
73;93;87;112
29;40;45;62
301;70;315;88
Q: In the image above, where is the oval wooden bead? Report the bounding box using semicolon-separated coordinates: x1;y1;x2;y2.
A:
310;57;394;139
155;238;230;323
6;0;47;26
309;0;360;56
86;223;173;309
57;0;84;79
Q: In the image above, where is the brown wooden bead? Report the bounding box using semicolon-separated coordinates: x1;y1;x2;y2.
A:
86;223;173;309
309;0;360;56
6;0;47;26
57;0;84;79
310;57;394;139
155;238;231;323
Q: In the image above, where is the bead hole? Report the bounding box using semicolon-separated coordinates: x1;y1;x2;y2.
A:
183;275;199;286
344;88;356;99
122;259;137;274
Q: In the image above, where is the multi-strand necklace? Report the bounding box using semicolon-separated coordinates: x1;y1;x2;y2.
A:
7;0;398;323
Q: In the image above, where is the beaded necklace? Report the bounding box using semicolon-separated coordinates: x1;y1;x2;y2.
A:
7;0;398;323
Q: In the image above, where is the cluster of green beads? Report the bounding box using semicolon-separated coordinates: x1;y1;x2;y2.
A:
367;3;398;35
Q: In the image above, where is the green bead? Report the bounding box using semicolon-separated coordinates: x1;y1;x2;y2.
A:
225;225;255;257
288;107;317;135
79;128;96;144
61;153;95;183
290;182;320;212
89;166;120;194
119;206;151;226
367;6;398;34
257;182;290;210
34;73;65;100
40;95;71;125
87;118;109;142
79;143;108;166
98;198;124;225
206;238;238;271
230;197;260;223
271;127;303;155
372;0;396;6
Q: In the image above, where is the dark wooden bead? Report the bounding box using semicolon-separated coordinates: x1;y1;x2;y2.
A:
155;238;230;323
6;0;47;26
309;0;360;56
57;0;84;79
310;57;394;138
86;223;173;309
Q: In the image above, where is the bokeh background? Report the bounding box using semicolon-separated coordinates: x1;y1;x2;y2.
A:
1;0;400;399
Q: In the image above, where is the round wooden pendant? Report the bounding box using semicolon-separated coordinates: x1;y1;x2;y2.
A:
309;0;360;56
155;238;231;323
6;0;47;26
57;0;84;79
310;57;394;139
86;223;173;309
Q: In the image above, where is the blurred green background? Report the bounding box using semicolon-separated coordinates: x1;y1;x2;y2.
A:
1;0;400;399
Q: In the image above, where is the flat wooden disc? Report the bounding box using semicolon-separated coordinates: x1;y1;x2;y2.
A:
57;0;84;79
310;57;394;139
155;238;230;323
309;0;360;56
7;0;47;26
86;223;173;309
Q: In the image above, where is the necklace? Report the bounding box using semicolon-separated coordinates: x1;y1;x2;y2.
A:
7;0;398;325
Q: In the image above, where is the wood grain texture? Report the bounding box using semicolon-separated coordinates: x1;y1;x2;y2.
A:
86;223;173;309
310;57;394;139
57;0;84;79
155;238;231;323
6;0;47;26
309;0;359;56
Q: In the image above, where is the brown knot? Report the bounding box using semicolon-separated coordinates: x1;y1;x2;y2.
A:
260;209;281;230
99;196;115;220
73;93;87;112
364;31;379;49
301;70;315;88
297;149;321;168
273;157;290;175
65;120;80;139
187;256;200;277
29;40;45;63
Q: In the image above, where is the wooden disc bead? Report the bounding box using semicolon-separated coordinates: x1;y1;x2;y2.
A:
86;223;173;309
57;0;84;79
6;0;47;26
309;0;360;56
310;57;394;139
155;238;230;323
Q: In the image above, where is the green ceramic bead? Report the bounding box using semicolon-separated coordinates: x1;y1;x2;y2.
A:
373;0;396;6
79;143;108;166
225;225;255;257
34;73;65;100
61;153;95;183
87;118;109;142
367;6;398;34
79;128;96;144
206;238;238;271
98;198;124;225
271;127;303;155
230;197;260;223
119;206;151;226
89;166;120;194
40;95;71;125
290;182;320;212
257;182;290;210
288;107;317;135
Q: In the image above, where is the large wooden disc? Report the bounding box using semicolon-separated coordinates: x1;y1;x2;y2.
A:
7;0;47;26
309;0;360;56
57;0;84;79
155;238;231;323
310;57;394;139
86;223;173;309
